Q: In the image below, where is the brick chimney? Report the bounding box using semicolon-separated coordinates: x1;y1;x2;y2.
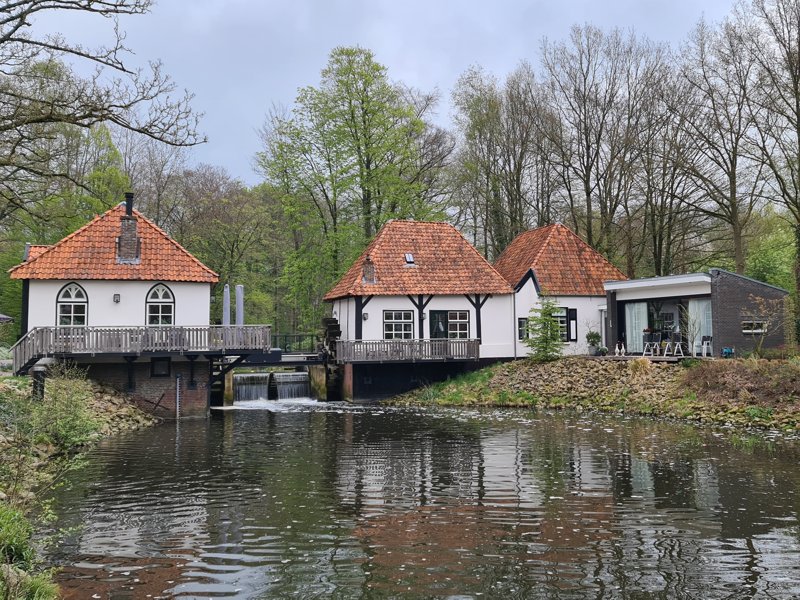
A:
117;192;141;264
362;255;376;284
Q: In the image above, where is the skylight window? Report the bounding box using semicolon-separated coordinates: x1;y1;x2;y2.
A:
404;253;415;265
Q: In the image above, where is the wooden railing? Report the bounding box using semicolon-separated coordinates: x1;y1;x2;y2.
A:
12;325;271;374
335;339;480;363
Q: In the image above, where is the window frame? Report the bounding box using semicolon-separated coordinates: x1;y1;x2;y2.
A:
742;319;767;335
518;317;529;341
551;306;578;343
146;283;175;327
150;357;171;378
56;282;88;327
446;310;469;339
383;310;414;340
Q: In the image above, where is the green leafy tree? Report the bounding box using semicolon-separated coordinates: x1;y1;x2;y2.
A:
524;296;564;362
257;46;449;331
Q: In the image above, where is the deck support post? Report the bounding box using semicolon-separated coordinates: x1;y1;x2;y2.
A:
124;356;137;392
186;354;198;389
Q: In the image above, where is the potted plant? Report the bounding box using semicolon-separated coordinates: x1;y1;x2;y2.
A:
586;330;602;355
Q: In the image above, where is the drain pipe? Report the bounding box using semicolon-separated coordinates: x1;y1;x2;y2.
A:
175;373;182;420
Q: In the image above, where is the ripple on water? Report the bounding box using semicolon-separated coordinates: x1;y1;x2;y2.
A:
46;404;800;599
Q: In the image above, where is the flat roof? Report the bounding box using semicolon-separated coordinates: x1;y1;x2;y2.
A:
604;272;711;291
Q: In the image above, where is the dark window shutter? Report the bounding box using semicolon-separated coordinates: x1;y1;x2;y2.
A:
568;308;578;342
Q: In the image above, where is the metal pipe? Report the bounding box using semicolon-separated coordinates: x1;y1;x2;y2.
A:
235;285;244;326
222;284;231;326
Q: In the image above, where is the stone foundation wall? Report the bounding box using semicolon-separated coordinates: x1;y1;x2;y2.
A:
83;358;210;418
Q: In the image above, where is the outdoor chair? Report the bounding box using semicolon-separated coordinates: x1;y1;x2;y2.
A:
642;333;661;357
663;332;684;357
701;336;713;357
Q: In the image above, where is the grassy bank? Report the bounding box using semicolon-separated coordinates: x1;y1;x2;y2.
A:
0;367;158;599
390;357;800;431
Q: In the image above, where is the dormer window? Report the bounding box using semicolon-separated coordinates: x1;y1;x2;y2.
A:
404;253;415;266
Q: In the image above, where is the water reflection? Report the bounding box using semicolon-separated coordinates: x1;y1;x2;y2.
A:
46;404;800;599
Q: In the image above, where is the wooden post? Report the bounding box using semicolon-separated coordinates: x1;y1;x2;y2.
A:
31;365;46;400
223;369;234;406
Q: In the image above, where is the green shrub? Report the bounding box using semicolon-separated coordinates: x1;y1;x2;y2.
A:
0;504;34;568
32;365;98;451
0;567;59;600
524;297;564;363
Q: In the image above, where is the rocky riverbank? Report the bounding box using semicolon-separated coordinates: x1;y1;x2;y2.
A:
390;357;800;430
0;373;159;599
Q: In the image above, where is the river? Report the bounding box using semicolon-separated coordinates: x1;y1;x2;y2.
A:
45;399;800;599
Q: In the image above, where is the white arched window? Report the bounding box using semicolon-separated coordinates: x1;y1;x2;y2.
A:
57;283;87;326
146;284;174;326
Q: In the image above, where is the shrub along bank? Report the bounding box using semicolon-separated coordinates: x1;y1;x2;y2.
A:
390;357;800;430
0;367;158;599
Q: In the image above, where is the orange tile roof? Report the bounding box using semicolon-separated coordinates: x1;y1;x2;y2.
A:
494;223;626;296
324;220;512;300
26;245;51;261
9;204;218;283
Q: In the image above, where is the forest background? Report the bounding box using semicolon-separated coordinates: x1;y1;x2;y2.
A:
1;0;799;343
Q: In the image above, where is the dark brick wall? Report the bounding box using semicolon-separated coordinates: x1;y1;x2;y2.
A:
710;269;788;355
83;357;210;418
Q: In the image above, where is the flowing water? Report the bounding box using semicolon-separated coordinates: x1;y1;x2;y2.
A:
44;403;800;599
232;372;311;402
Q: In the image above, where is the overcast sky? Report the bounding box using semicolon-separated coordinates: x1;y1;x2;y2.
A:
35;0;736;186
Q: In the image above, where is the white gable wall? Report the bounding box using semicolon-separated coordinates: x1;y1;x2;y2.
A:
513;277;604;356
27;280;211;329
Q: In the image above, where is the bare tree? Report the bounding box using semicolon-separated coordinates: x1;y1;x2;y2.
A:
744;0;800;301
541;26;666;261
0;0;201;223
679;19;767;274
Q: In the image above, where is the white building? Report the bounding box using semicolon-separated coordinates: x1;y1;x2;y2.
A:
494;223;627;355
324;220;515;399
10;194;218;333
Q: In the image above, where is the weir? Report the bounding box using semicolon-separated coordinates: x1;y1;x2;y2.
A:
232;371;312;401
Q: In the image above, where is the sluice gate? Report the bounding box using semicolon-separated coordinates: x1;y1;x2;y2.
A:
232;371;312;401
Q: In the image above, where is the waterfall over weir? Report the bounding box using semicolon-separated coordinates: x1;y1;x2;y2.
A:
233;371;311;402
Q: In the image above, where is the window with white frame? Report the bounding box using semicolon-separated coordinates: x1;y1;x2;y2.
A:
518;317;530;340
384;310;413;339
447;310;469;338
742;319;767;334
57;282;87;326
146;284;175;326
553;307;568;342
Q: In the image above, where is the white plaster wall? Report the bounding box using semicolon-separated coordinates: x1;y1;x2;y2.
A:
333;294;516;358
28;280;211;328
513;279;605;356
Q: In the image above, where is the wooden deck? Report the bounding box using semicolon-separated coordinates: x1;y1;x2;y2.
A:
12;325;272;374
335;339;480;363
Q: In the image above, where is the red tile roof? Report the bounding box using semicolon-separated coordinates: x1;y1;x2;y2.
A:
494;223;626;296
324;220;512;300
9;204;218;283
26;245;51;261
